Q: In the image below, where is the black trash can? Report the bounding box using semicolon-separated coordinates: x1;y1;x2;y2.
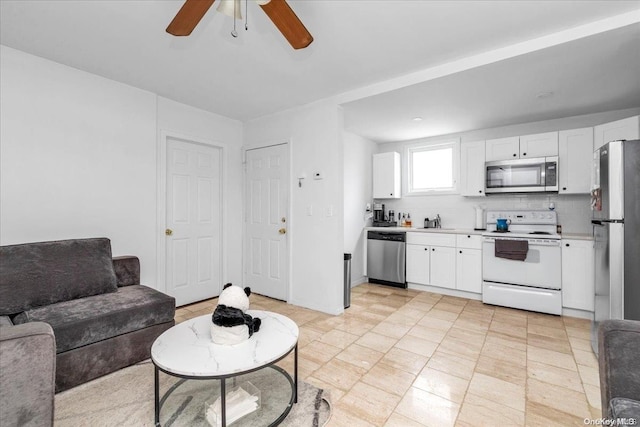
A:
344;253;352;309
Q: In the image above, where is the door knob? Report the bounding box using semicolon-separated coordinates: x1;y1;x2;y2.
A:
279;228;286;235
165;229;173;236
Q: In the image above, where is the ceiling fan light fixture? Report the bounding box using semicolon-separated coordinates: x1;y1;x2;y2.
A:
217;0;243;19
255;0;271;5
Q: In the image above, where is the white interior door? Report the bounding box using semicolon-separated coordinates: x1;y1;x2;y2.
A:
244;144;289;300
166;138;222;306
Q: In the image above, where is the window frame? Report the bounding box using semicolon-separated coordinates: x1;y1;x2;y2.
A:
405;138;460;196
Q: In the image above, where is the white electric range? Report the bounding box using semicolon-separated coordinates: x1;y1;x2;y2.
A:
482;210;562;315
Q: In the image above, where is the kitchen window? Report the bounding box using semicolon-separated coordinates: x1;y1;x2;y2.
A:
406;139;459;195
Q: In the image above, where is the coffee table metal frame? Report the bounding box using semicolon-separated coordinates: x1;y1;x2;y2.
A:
152;311;298;427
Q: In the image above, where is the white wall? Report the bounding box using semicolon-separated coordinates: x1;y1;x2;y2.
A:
244;100;345;315
0;46;243;289
376;108;640;235
343;131;377;286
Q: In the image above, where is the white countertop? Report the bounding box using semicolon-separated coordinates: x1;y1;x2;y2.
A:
365;226;484;235
560;233;593;241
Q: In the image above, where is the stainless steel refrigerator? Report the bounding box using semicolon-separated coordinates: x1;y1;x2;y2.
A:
591;139;640;353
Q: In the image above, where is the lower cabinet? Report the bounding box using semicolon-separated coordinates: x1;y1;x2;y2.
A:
562;239;595;312
456;248;482;293
406;232;482;293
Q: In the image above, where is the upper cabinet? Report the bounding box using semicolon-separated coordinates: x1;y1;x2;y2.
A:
594;116;640;150
558;127;593;194
373;152;401;199
460;140;486;197
485;132;558;161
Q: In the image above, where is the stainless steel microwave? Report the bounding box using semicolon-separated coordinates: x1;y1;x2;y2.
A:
485;156;558;194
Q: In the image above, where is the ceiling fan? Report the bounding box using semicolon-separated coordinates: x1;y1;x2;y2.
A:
166;0;313;49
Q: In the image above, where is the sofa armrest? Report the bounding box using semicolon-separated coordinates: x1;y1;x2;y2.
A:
0;322;56;427
0;315;13;327
599;319;640;417
113;256;140;287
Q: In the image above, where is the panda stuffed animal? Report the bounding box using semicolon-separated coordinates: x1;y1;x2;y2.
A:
211;283;261;345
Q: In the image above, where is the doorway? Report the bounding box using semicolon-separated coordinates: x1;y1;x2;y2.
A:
164;137;223;306
244;143;289;300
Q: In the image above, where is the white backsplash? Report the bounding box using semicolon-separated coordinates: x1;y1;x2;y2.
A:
378;193;592;234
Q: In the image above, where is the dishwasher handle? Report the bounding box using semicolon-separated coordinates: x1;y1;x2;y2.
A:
367;231;406;242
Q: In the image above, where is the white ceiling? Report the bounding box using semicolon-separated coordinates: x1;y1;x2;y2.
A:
1;1;639;142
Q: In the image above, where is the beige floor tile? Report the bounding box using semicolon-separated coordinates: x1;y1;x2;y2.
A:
334;317;379;336
416;316;455;332
392;306;428;321
467;372;525;412
384;312;420;328
361;362;416;397
313;358;367;391
412;367;470;404
379;347;430;376
527;333;573;354
569;336;594;352
394;335;439;357
474;355;526;386
338;381;402;425
525;400;588;426
577;364;600;387
446;327;487;349
318;329;360;350
526;378;590;418
440;295;469;306
384;412;428;427
527;313;565;328
484;330;527;350
403;300;435;312
395;387;460;427
573;347;599;368
527;360;584;392
297;356;322;380
371;321;412;340
563;316;591;329
407;324;448;343
426;351;477;381
422;308;460;322
335;343;384;371
481;338;527;366
488;320;528;339
457;392;525;426
433;301;465;314
298;325;325;347
527;323;568;340
527;345;578;371
437;337;482;362
299;340;342;365
328;405;377;427
565;325;591;340
305;376;346;402
583;383;602;410
355;331;398;353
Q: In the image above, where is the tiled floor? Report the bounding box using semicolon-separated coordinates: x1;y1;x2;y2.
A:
175;283;601;426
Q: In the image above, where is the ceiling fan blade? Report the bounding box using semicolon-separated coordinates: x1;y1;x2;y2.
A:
166;0;216;36
260;0;313;49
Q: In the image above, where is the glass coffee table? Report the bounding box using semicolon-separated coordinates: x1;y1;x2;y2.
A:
151;310;299;426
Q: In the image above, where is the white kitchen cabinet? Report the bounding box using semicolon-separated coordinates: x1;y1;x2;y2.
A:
558;127;593;194
373;152;401;199
486;132;558;161
562;239;595;312
430;246;456;290
460;140;486;196
485;136;520;161
456;248;482;293
594;116;640;150
406;244;430;285
519;132;559;158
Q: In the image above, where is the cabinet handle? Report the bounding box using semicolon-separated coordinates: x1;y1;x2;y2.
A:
432;248;435;251
523;152;527;156
424;248;428;251
565;243;570;247
467;235;470;238
459;250;462;254
479;190;482;193
390;193;393;196
513;153;517;157
562;187;567;191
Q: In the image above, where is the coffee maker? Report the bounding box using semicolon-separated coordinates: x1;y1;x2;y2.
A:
373;203;393;227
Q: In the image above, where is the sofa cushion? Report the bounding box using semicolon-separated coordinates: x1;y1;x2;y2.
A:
12;285;175;353
0;238;118;315
609;397;640;422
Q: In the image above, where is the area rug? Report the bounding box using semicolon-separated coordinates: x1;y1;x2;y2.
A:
55;360;331;427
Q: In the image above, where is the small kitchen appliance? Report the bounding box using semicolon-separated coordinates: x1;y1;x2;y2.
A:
373;203;393;227
474;206;486;230
482;210;562;315
496;218;511;232
485;156;558;194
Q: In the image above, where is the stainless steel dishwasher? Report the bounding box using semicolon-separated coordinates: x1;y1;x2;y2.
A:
367;231;406;288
